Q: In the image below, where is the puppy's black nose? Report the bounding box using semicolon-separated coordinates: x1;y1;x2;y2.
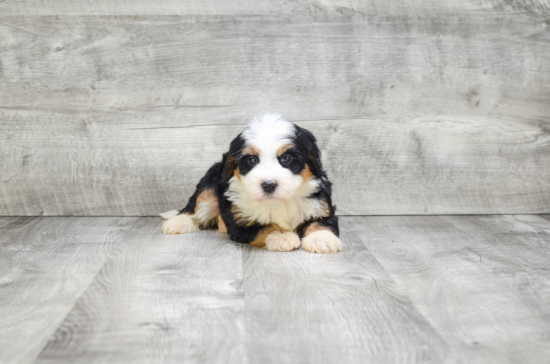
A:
262;181;277;194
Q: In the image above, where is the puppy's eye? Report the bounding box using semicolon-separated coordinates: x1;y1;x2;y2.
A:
279;155;292;165
248;157;259;166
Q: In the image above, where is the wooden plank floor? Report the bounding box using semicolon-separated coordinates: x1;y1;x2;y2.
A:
1;216;549;364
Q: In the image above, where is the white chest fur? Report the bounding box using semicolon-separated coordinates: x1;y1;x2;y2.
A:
226;177;325;231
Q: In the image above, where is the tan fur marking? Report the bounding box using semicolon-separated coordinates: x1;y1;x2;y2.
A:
250;224;286;248
196;189;217;204
218;216;227;233
242;145;260;156
234;168;241;181
277;144;294;156
321;200;331;217
227;155;236;179
300;164;313;183
308;153;320;174
303;222;332;237
189;189;220;229
195;219;216;230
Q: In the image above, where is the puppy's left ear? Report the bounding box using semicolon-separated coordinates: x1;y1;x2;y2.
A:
296;126;324;177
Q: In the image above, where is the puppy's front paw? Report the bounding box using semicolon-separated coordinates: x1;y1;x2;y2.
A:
265;231;301;252
302;230;342;254
162;214;198;234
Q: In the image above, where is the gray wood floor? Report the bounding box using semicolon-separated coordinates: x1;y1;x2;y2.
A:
1;215;549;364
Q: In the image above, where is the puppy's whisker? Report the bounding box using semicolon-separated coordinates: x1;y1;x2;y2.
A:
293;130;303;141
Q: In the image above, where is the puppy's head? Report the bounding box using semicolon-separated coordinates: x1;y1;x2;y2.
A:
226;113;323;202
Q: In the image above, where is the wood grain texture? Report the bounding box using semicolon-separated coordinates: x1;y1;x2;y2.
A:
242;226;450;363
35;220;245;364
1;216;550;363
513;214;550;232
0;216;136;364
452;215;550;284
1;14;549;215
347;216;550;364
0;0;549;16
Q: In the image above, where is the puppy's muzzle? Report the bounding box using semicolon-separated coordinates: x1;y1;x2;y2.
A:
262;181;278;194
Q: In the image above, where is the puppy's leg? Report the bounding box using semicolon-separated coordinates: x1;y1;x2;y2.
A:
256;224;300;252
226;223;300;251
162;190;220;234
218;216;227;234
297;216;342;254
162;214;199;235
221;211;300;251
162;162;222;234
264;230;301;252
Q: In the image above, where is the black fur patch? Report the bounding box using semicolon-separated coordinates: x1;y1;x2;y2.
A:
278;148;305;175
237;155;258;176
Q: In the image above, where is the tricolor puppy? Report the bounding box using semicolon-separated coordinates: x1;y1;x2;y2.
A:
160;113;342;253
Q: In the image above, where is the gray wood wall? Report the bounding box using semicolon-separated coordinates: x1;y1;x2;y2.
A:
1;1;549;216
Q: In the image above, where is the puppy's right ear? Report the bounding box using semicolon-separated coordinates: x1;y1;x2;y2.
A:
221;152;234;180
223;133;245;180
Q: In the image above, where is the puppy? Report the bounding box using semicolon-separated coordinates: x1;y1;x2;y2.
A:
160;113;342;253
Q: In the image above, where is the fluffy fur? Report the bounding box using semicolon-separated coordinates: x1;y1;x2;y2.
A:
161;113;342;253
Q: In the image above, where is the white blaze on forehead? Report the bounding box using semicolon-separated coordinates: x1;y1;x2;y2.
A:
242;113;295;159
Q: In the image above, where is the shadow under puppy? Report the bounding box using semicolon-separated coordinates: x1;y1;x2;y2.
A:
161;113;342;253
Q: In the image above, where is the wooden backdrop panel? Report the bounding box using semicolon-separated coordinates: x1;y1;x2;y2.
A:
1;0;549;16
1;13;549;215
